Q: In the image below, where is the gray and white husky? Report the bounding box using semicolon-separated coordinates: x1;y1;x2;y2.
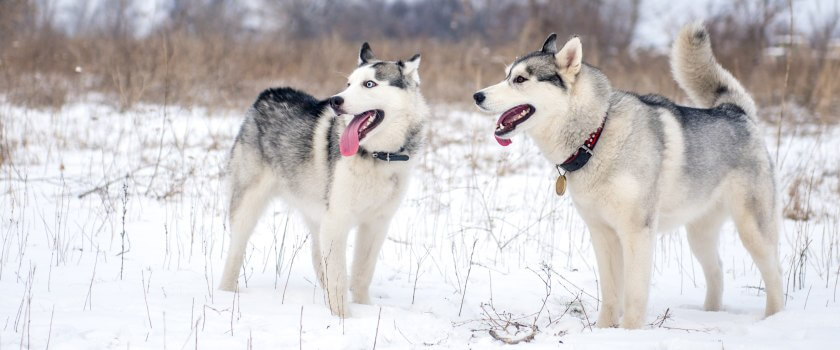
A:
219;43;428;317
473;22;783;328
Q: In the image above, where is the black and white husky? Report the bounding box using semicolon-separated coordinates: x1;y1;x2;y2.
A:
219;43;428;317
474;22;783;328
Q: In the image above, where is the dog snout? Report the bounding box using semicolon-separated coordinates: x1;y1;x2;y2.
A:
472;92;486;105
329;96;344;112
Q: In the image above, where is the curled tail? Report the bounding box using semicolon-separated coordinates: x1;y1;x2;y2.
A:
671;21;756;119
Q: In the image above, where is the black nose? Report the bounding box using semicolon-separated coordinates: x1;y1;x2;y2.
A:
473;92;485;104
330;96;344;111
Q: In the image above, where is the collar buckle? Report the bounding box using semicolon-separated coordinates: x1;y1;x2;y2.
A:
557;114;607;173
371;151;409;162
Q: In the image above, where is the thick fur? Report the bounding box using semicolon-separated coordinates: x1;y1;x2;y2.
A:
474;22;782;329
219;45;428;318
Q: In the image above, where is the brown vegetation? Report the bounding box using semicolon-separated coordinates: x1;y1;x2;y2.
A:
0;0;837;119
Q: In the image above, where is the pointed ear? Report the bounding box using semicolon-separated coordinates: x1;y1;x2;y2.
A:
555;36;582;81
402;54;421;84
540;33;558;53
359;42;376;65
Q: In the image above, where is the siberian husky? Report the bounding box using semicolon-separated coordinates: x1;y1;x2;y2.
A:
473;22;783;328
219;43;428;317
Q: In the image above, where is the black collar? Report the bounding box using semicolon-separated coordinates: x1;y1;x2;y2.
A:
372;151;409;162
557;115;607;172
358;147;410;162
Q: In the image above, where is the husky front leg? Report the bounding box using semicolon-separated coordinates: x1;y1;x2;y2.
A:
618;223;655;329
589;224;624;328
350;219;390;304
319;213;353;317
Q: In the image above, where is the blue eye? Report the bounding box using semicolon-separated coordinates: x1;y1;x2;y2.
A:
364;80;377;88
514;76;527;84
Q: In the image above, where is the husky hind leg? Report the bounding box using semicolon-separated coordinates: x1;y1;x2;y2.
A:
686;206;727;311
219;143;275;291
729;176;784;317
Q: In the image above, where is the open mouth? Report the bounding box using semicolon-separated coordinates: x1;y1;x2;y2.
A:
339;109;384;156
494;104;534;146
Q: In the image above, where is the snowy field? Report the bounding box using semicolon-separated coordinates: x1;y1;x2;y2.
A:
1;100;839;349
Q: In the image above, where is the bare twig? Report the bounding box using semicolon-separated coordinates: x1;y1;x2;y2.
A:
76;165;152;199
412;247;431;305
649;308;671;328
372;307;382;350
527;264;553;326
83;253;98;311
458;239;478;317
775;0;793;164
142;270;153;328
120;177;128;280
488;323;538;345
283;235;309;304
299;306;304;350
46;305;55;349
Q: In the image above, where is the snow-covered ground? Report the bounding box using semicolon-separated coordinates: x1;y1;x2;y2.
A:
1;101;839;349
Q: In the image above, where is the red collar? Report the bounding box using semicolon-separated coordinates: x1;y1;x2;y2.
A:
558;116;607;173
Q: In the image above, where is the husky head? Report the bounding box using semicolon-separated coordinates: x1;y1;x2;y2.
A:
330;43;424;157
473;34;590;146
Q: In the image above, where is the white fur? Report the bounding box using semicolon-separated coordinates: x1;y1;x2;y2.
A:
219;58;428;318
336;66;427;152
556;37;582;81
475;29;783;329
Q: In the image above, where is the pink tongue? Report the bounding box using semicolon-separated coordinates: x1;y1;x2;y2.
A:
495;135;512;146
340;114;368;156
494;113;513;146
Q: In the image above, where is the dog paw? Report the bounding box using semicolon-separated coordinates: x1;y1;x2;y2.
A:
328;301;352;318
595;320;618;329
703;302;722;312
620;315;645;329
596;305;620;328
352;292;371;305
218;280;238;292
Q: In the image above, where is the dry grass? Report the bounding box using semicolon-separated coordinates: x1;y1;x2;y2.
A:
785;175;814;221
0;1;838;120
2;32;837;120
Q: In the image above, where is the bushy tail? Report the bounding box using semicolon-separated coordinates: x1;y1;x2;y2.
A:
671;21;756;118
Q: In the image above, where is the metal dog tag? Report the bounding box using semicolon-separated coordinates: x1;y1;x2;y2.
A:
555;175;567;196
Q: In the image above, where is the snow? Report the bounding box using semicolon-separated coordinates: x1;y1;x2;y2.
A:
1;101;839;349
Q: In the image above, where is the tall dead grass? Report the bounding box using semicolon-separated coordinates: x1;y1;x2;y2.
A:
0;1;837;120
